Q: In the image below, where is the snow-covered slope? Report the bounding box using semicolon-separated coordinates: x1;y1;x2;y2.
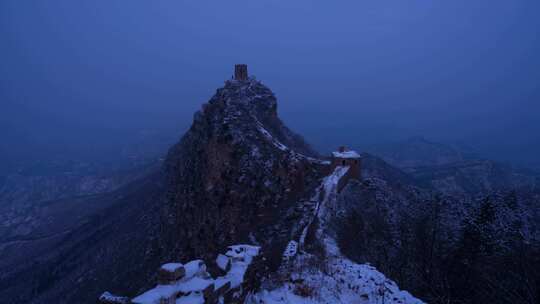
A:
248;167;423;304
249;255;421;304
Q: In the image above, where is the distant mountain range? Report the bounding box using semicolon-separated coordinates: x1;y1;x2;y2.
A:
369;136;539;197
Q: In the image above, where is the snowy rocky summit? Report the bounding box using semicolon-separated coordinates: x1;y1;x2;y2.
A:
162;77;323;266
122;75;423;304
8;70;425;304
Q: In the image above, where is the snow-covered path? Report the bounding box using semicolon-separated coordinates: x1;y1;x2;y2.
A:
299;166;349;249
254;117;330;165
247;166;424;304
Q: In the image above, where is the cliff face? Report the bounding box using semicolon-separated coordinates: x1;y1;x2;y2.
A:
161;79;322;264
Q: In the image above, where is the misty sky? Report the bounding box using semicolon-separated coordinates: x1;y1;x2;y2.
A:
1;0;539;167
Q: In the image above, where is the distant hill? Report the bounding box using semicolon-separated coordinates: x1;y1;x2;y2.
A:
368;136;538;197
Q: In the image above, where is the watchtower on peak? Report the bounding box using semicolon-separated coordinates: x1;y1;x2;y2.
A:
234;64;248;81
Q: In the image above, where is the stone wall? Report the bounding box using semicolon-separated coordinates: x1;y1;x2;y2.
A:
234;64;248;80
329;157;361;192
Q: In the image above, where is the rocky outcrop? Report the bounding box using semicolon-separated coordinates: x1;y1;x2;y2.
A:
160;79;322;265
129;245;260;304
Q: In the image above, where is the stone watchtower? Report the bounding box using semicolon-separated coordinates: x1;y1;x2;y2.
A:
330;146;361;180
234;64;248;81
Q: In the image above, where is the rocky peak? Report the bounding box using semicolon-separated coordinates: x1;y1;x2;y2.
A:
161;76;322;266
192;78;315;157
217;79;277;113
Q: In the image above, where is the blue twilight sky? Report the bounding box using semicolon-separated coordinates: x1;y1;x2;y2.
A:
1;0;539;167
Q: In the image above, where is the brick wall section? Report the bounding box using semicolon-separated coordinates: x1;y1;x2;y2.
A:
329;157;362;192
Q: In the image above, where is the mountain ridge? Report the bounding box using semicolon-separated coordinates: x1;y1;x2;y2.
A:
1;74;538;304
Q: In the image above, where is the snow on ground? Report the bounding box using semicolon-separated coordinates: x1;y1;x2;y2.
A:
221;245;261;288
132;245;260;304
132;284;182;304
255;120;288;152
332;150;361;159
253;117;329;165
247;166;423;304
282;240;298;260
99;291;130;303
161;263;183;272
298;187;323;248
248;252;422;304
175;292;205;304
131;276;213;304
317;166;349;229
184;260;206;278
216;254;230;271
226;244;260;261
298;166;348;249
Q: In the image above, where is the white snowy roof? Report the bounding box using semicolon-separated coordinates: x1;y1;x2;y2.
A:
332;150;360;159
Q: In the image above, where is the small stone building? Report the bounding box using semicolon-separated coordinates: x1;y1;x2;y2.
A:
330;146;361;192
330;146;361;179
234;64;248;81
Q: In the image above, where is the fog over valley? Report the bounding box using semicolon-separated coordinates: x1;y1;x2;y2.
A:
2;0;540;171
